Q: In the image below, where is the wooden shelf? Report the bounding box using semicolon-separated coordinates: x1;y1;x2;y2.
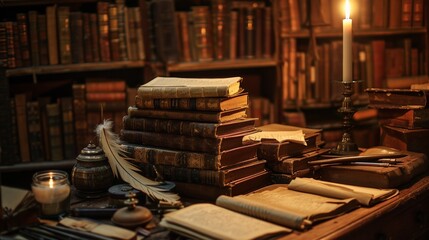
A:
167;59;278;72
282;27;427;39
2;0;98;7
0;159;76;173
5;61;145;77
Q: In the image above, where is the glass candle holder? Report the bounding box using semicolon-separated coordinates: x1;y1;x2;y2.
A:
31;170;71;217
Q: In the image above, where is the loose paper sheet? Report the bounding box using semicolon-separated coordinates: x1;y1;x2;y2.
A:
242;130;306;145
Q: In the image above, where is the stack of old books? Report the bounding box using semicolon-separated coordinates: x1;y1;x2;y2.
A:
250;124;327;183
120;76;270;201
366;87;429;157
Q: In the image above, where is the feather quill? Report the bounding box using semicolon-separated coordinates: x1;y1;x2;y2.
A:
96;120;180;203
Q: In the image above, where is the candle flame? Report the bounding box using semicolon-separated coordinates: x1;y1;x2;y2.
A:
345;0;351;19
49;173;54;188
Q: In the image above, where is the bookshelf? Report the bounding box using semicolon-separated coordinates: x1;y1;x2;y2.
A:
0;0;284;172
277;0;429;146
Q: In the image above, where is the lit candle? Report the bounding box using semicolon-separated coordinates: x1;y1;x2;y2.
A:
343;0;352;83
32;170;71;216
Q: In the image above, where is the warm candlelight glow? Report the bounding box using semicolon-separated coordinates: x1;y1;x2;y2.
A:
345;0;350;19
49;176;54;188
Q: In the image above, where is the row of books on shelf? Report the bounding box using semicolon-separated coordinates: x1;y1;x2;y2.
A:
173;0;274;63
0;0;276;69
278;0;424;35
2;77;273;165
281;37;426;107
0;0;145;69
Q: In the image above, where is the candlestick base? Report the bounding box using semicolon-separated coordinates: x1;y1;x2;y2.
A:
330;81;361;156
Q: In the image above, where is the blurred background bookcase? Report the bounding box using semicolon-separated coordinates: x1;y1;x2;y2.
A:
0;0;281;176
278;0;429;148
0;0;428;173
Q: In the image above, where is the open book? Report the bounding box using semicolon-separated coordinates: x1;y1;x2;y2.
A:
288;177;399;206
160;203;291;240
1;185;36;217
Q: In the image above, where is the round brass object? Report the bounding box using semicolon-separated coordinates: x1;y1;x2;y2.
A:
72;143;114;198
111;192;153;229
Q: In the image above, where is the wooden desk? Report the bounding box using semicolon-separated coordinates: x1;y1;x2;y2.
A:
2;174;429;239
280;173;429;240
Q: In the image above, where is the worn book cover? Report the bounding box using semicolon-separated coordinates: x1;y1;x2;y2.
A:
127;106;248;123
317;151;428;188
137;76;242;99
123;141;261;170
136;159;267;187
120;128;257;154
380;125;429;156
269;148;330;175
135;92;248;112
122;116;256;138
365;88;429;109
377;108;429;129
173;170;271;201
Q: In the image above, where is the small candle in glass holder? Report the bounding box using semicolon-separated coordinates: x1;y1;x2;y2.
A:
31;170;71;217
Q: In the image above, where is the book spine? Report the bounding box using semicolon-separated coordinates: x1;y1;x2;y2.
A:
4;22;17;69
151;0;180;63
108;3;121;61
12;22;22;68
60;97;76;159
86;80;126;92
133;7;145;61
85;92;126;102
190;6;213;61
1;23;8;68
0;70;19;164
70;11;84;64
137;85;231;99
127;106;221;122
46;5;58;65
125;7;137;61
15;94;31;162
28;11;40;66
16;13;31;66
122;115;218;138
38;97;51;161
136;162;224;186
98;2;111;62
401;0;413;27
26;101;45;162
115;0;128;61
57;6;72;64
46;103;64;161
90;13;101;62
412;0;424;27
123;144;220;170
72;84;89;153
37;14;49;66
176;11;192;62
121;129;220;154
82;13;94;63
135;95;225;111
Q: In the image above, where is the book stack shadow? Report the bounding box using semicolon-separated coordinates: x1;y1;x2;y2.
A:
256;124;327;184
120;77;271;201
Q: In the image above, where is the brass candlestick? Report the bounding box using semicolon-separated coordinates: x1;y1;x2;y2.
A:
330;81;361;155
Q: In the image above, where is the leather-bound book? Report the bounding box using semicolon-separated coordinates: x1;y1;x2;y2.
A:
28;11;39;66
122;116;256;138
380;125;429;156
135;92;248;111
378;108;429;129
123;141;260;170
26;101;44;162
97;1;111;62
59;97;76;160
120;128;257;154
70;11;84;64
46;5;58;65
136;159;267;187
57;6;72;64
108;4;121;61
127;106;248;123
173;170;271;201
37;14;49;65
16;13;31;66
15;93;30;162
365;88;429;109
318;151;428;188
46;103;64;161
